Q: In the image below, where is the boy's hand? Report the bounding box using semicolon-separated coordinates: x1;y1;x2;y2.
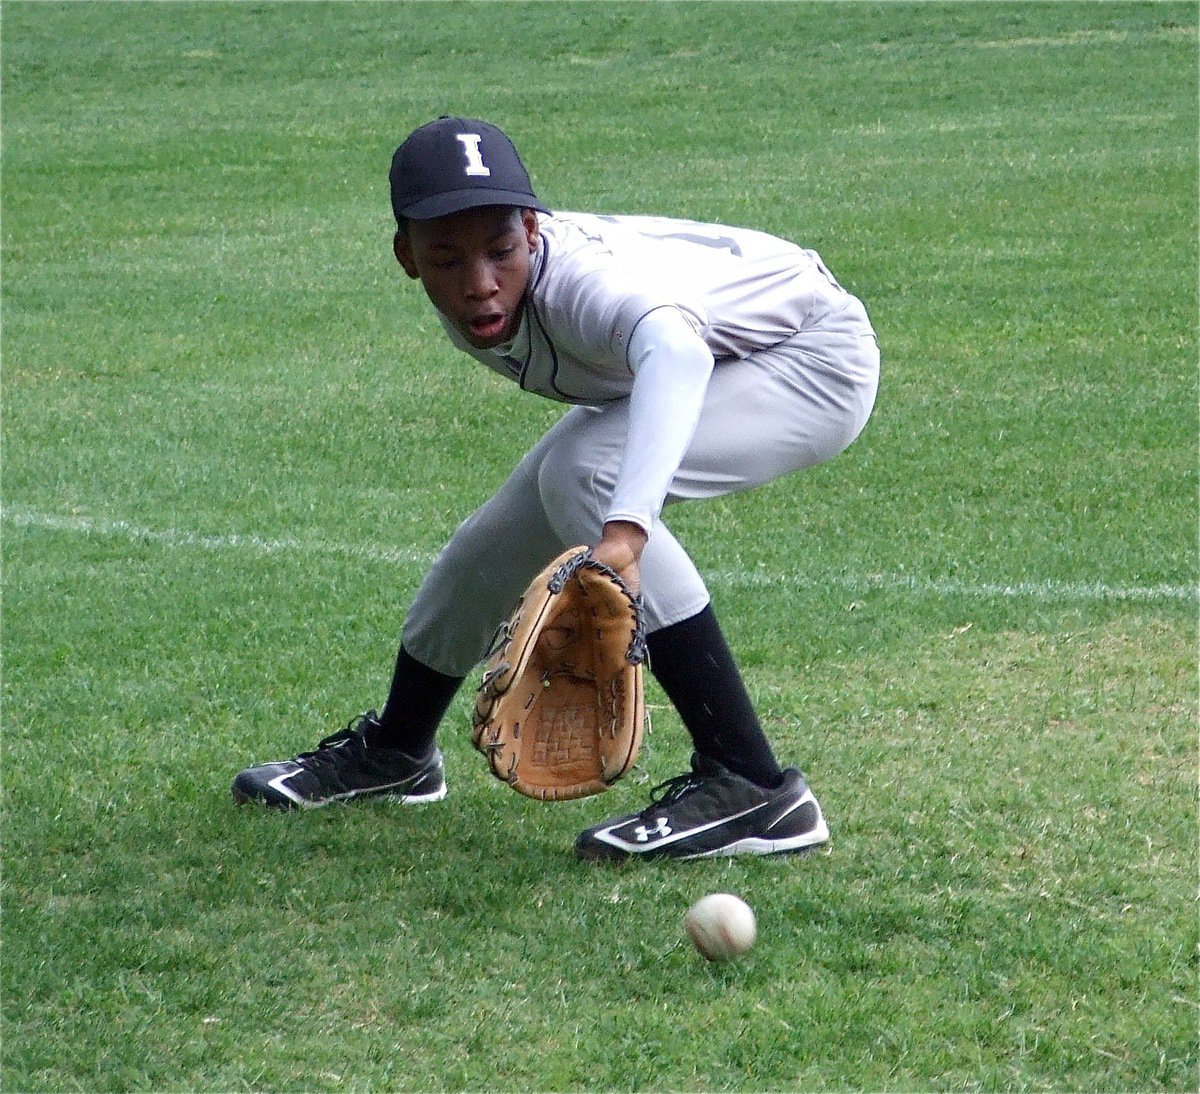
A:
592;521;648;596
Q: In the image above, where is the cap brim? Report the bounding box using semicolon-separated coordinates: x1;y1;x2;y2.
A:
400;188;551;220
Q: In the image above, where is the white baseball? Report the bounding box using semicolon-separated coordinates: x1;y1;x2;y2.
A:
684;893;756;962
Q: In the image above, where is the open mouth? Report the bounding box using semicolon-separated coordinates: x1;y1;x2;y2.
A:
467;313;509;344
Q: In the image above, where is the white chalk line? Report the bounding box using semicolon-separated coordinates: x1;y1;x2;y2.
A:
2;506;429;567
4;505;1196;604
711;569;1196;604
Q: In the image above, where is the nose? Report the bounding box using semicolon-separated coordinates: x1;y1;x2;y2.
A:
464;257;498;300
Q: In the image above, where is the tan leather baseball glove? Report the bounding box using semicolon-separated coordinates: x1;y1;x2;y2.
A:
472;546;647;800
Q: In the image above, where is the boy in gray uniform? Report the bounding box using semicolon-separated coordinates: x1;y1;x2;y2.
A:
233;117;879;861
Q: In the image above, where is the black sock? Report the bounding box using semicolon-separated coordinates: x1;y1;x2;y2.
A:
645;604;784;789
366;645;463;756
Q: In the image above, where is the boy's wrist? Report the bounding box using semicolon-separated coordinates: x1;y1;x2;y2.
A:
600;520;648;557
593;521;648;590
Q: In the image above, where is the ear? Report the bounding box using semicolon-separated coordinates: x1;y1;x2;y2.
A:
393;231;420;279
521;208;540;253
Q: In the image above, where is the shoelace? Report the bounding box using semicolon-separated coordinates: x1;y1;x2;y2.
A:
298;712;378;773
642;771;703;814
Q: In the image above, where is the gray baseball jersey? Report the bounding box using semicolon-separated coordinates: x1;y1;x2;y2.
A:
438;211;861;403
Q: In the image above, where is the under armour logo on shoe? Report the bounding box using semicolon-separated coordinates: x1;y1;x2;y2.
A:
634;817;672;842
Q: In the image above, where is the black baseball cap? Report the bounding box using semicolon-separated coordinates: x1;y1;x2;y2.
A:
390;116;550;223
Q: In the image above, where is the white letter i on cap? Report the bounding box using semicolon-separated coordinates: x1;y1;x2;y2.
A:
455;134;491;177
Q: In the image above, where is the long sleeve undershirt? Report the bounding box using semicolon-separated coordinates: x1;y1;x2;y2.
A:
604;306;715;534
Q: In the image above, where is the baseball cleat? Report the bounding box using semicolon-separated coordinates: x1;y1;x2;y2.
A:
574;753;828;861
231;711;447;810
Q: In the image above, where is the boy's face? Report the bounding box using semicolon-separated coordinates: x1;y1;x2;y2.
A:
394;206;540;349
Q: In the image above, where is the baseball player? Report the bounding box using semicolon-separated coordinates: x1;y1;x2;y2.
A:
233;117;879;860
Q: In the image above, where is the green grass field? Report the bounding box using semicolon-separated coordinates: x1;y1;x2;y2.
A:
3;2;1196;1090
